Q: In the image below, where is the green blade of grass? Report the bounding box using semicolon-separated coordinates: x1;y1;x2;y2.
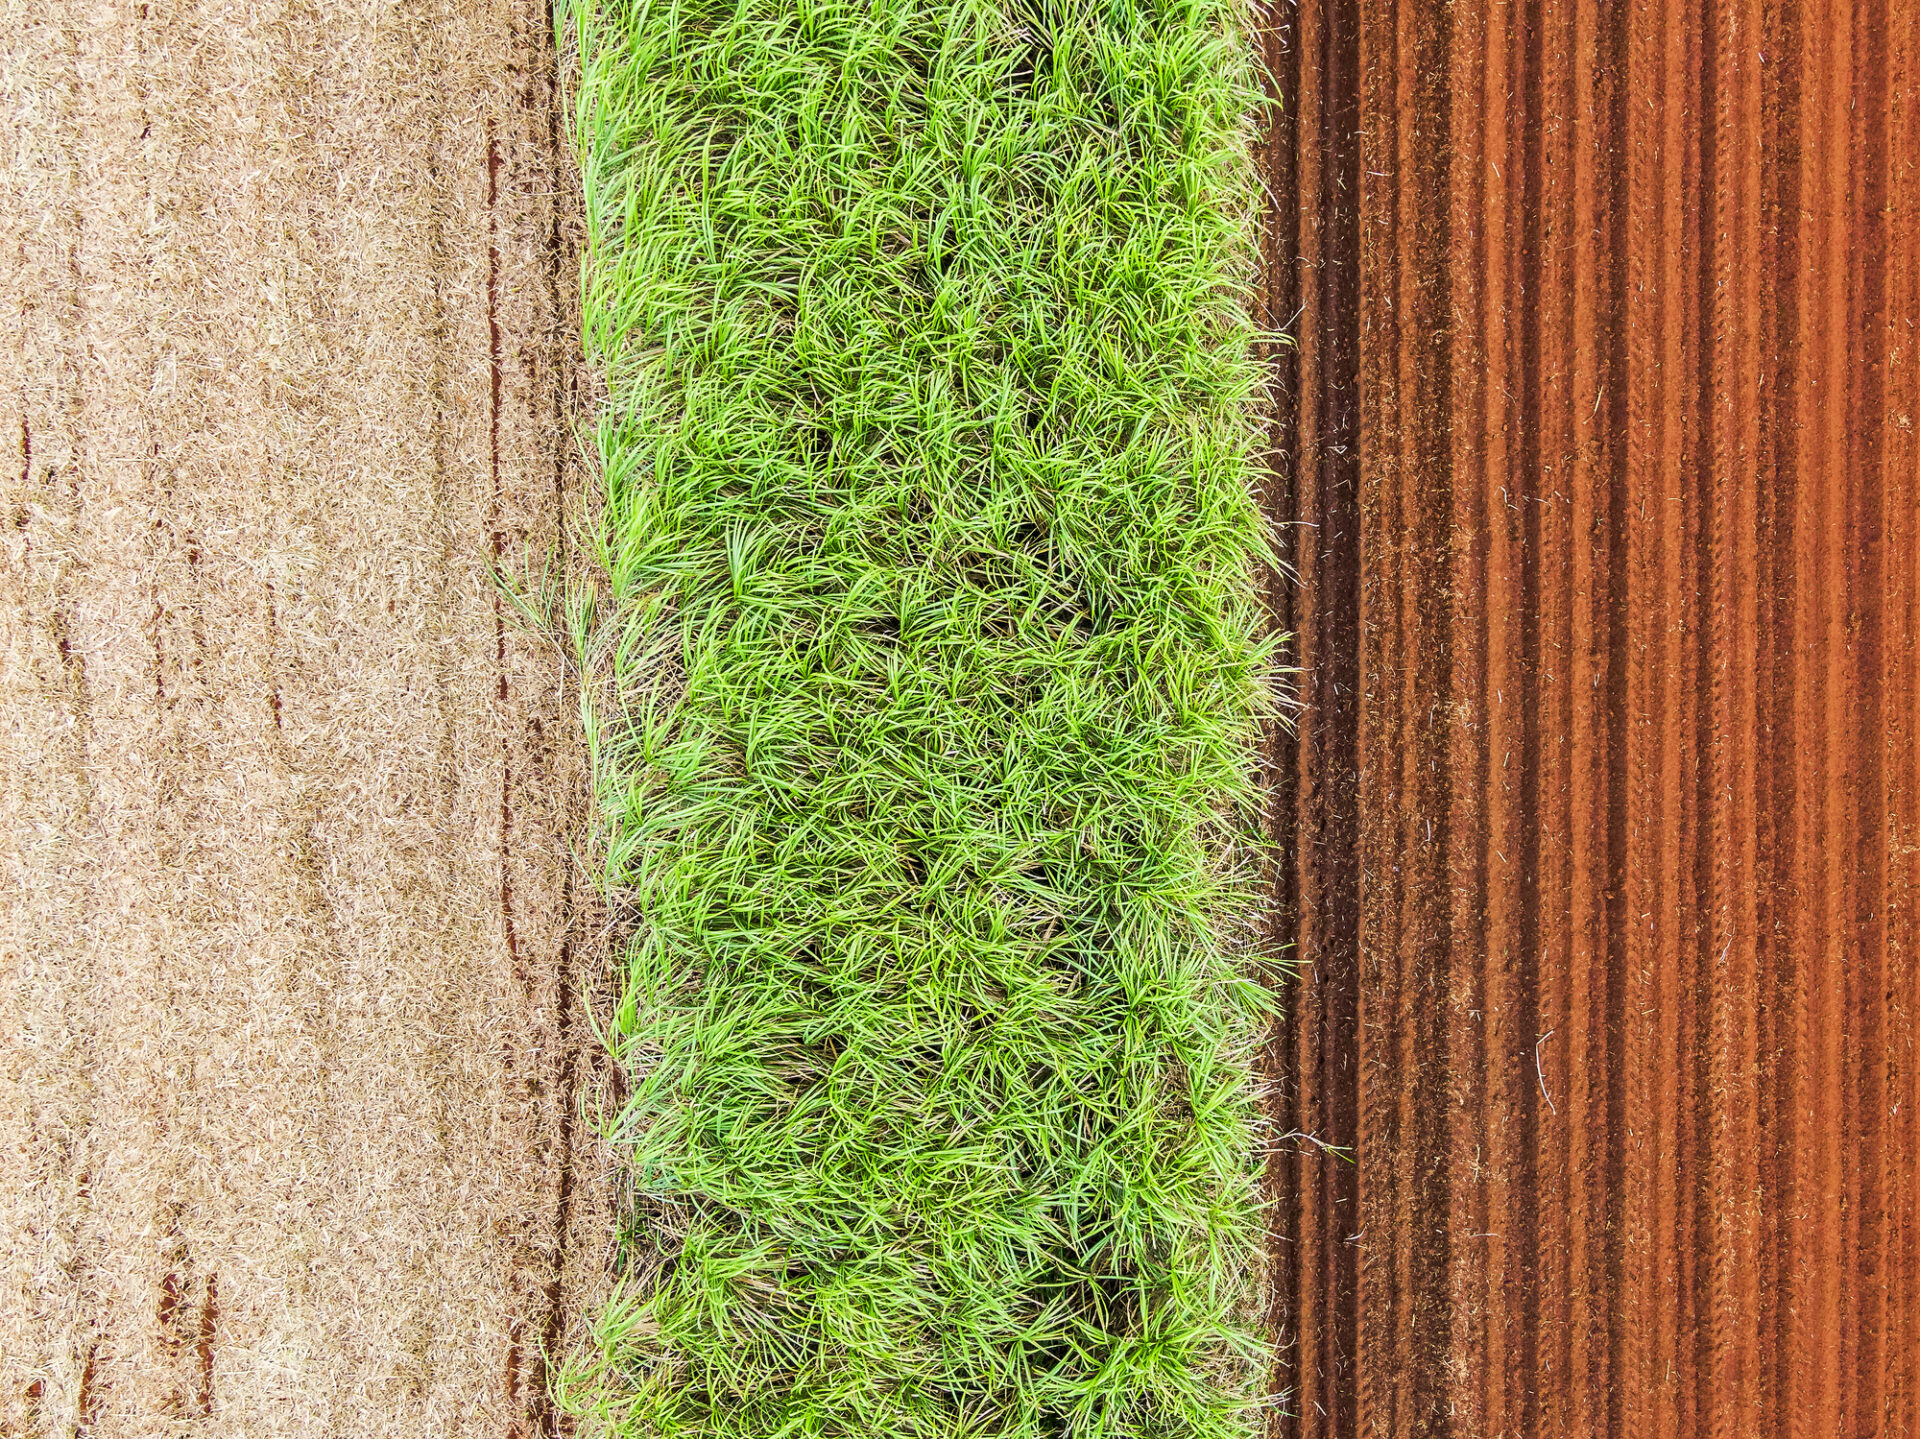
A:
558;1;1281;1435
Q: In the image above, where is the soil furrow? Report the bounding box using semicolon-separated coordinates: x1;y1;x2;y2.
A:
1269;0;1365;1428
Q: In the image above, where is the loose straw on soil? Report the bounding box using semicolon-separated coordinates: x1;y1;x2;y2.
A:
559;2;1278;1435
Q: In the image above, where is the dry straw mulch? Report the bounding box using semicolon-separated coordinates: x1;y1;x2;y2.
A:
0;3;613;1434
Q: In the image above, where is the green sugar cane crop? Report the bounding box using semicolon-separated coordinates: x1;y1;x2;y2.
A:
560;2;1282;1435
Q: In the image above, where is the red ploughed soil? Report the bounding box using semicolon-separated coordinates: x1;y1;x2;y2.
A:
1259;0;1920;1433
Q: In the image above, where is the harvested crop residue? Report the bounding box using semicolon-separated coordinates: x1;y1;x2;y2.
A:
0;3;612;1435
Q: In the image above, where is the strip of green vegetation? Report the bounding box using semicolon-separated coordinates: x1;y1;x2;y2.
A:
561;1;1277;1435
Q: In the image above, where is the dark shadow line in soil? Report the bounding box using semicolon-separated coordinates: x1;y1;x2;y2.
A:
1263;0;1364;1430
1255;0;1301;1431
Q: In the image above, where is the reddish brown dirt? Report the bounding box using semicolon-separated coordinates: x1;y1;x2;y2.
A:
1263;0;1920;1433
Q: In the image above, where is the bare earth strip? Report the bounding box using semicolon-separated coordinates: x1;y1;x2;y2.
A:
1265;0;1920;1432
0;3;612;1435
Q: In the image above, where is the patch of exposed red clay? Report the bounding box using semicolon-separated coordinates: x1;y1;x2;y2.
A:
1262;0;1920;1433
